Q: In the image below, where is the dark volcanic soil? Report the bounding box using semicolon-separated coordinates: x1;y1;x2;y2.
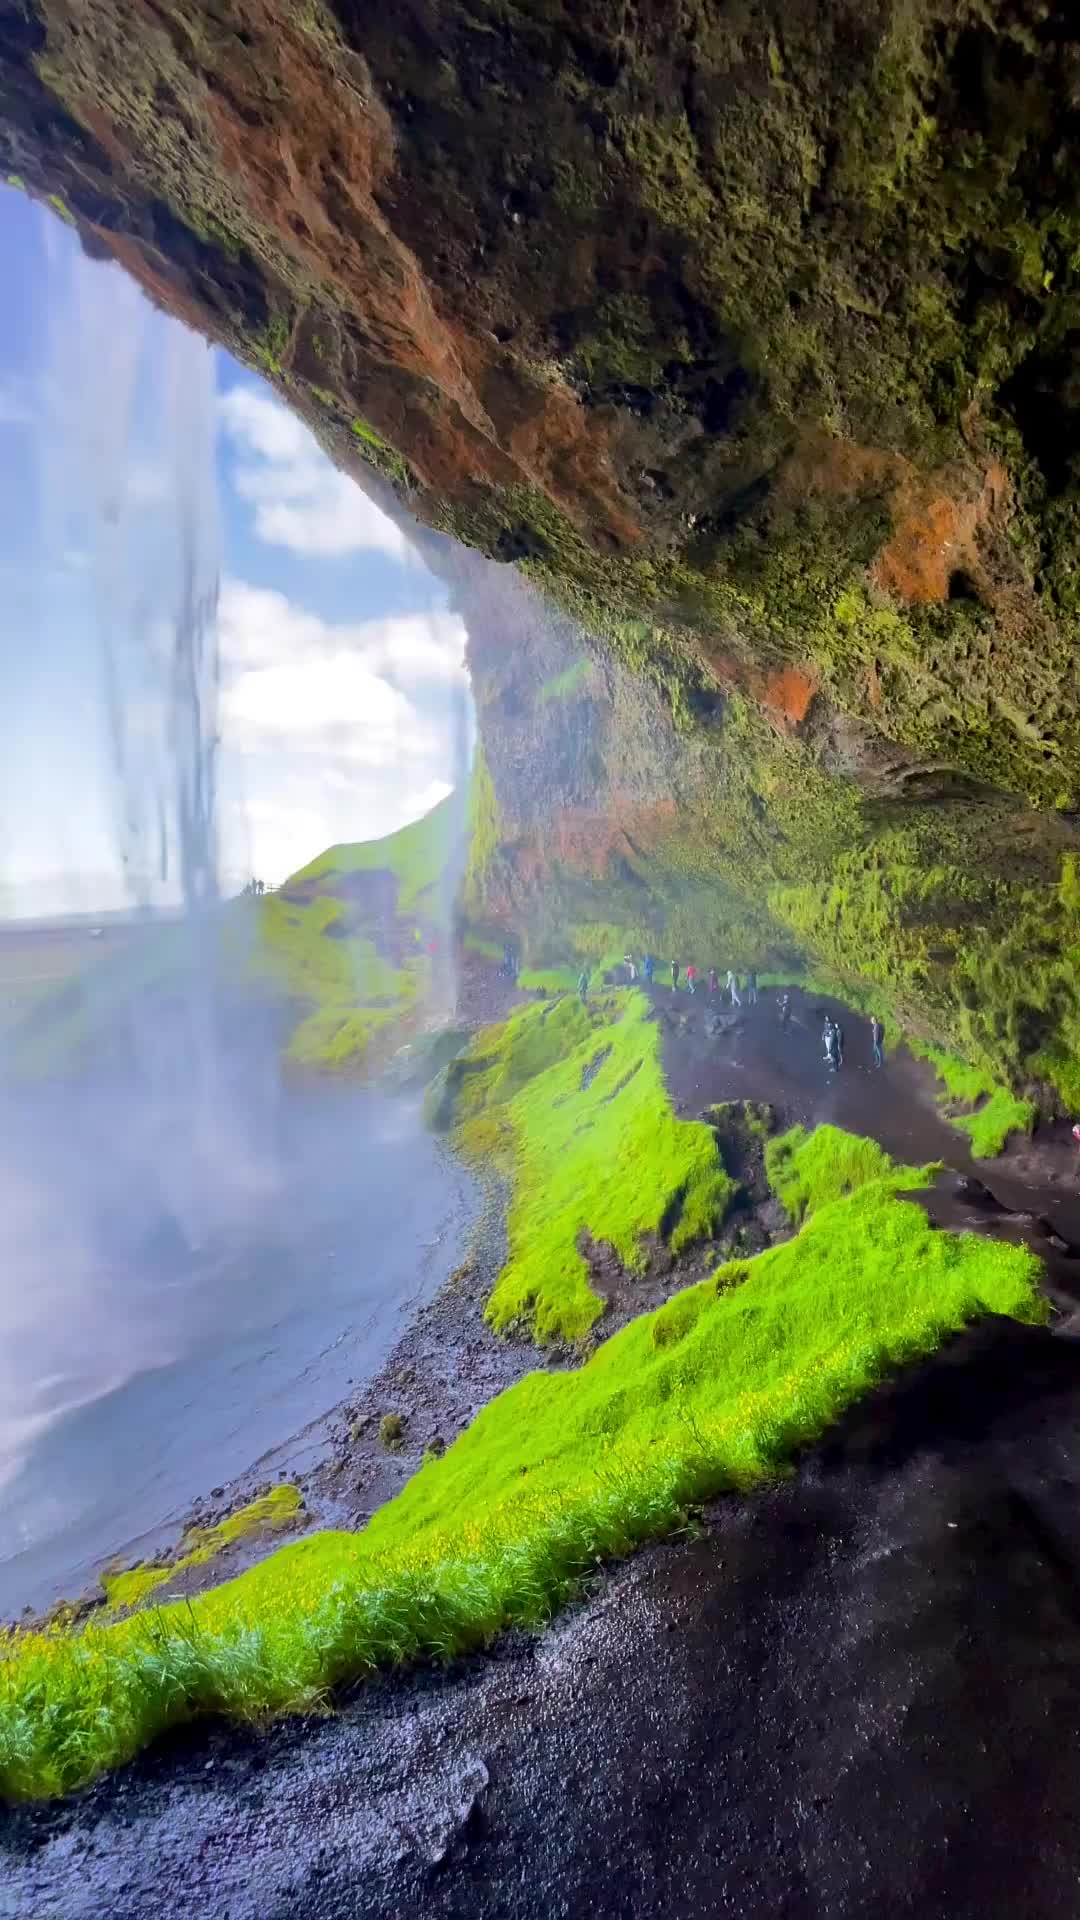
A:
10;1317;1080;1919
656;981;1080;1242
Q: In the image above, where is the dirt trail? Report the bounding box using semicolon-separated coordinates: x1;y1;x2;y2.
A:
654;979;1080;1244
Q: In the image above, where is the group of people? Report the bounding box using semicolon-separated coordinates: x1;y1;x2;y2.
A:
242;877;267;897
627;954;759;1004
822;1010;886;1070
573;954;887;1072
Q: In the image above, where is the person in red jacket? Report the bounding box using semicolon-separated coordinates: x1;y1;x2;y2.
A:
686;963;697;994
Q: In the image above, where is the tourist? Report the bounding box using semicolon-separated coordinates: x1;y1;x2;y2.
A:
834;1019;845;1066
643;953;655;984
624;954;637;982
746;968;758;1006
726;969;741;1007
779;991;791;1027
871;1016;884;1068
671;960;680;990
823;1014;836;1063
708;967;719;995
686;963;697;994
578;968;589;1003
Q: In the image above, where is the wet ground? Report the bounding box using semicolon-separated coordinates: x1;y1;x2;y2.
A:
656;980;1080;1241
10;1315;1080;1919
11;972;1080;1913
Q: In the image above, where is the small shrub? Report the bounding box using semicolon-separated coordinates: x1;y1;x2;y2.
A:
379;1413;405;1451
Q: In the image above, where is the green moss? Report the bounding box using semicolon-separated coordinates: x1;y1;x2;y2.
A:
284;1004;399;1070
45;191;75;226
517;966;580;992
907;1042;1036;1158
450;989;736;1342
350;418;411;489
5;173;25;191
537;658;593;705
952;1088;1037;1160
100;1486;302;1613
0;1133;1043;1802
766;1122;936;1226
461;747;500;918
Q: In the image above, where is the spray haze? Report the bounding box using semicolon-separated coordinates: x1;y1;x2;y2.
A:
0;211;482;1615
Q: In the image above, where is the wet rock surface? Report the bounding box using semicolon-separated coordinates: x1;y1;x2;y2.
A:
10;1318;1080;1918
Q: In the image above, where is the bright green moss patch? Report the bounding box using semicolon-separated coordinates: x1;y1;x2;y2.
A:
910;1042;1036;1158
453;989;735;1341
100;1487;303;1614
765;1123;936;1225
0;1139;1043;1803
951;1088;1038;1160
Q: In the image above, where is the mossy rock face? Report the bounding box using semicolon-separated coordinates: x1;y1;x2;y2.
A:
13;4;1080;1092
10;1;1080;778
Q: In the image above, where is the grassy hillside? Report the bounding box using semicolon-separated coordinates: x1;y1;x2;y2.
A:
0;798;460;1079
0;1121;1044;1801
287;798;456;912
249;795;459;1070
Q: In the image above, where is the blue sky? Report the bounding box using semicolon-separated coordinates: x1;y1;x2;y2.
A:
0;186;466;917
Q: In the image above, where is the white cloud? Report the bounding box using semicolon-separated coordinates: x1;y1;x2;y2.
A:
215;577;464;883
219;385;411;559
221;654;437;769
219;578;467;689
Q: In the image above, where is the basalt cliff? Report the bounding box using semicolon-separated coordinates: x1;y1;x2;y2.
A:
8;0;1080;1097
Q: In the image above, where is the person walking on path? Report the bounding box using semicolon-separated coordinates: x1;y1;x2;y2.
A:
779;991;791;1028
726;969;741;1008
834;1019;845;1067
871;1016;884;1068
671;960;680;991
708;967;719;995
578;968;589;1004
686;963;697;994
823;1014;836;1065
746;969;758;1006
643;953;654;985
624;954;637;983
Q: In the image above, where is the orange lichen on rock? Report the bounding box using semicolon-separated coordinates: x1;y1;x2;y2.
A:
762;664;818;730
698;648;816;736
872;464;1009;605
